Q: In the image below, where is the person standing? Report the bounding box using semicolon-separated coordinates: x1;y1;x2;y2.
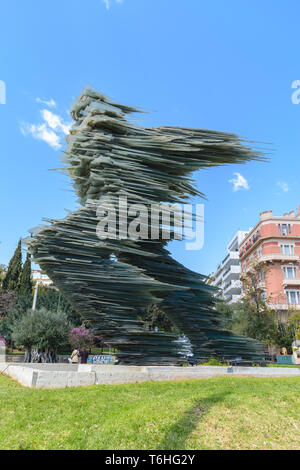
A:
70;348;79;364
80;348;89;364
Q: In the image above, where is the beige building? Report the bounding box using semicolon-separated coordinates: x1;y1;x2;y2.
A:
32;269;53;287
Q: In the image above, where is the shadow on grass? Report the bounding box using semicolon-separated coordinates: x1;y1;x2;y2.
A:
157;392;229;450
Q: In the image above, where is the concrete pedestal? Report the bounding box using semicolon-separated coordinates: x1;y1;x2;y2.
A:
1;363;300;389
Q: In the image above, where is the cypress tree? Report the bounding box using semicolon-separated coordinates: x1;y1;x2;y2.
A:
2;239;22;292
19;252;33;297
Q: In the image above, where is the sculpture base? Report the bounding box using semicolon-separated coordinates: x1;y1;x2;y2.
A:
1;363;299;389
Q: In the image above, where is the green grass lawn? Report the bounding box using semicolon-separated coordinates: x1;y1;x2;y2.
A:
0;374;299;450
267;363;300;368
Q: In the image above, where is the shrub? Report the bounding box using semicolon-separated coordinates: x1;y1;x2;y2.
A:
202;357;224;366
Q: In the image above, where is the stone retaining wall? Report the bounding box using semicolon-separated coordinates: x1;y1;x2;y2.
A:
1;363;299;389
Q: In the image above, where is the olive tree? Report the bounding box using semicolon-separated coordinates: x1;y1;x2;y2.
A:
12;308;70;363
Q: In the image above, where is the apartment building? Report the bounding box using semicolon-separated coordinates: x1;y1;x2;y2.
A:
239;206;300;318
213;230;249;304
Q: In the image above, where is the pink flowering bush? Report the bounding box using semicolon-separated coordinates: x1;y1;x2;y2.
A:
0;335;6;345
69;325;95;349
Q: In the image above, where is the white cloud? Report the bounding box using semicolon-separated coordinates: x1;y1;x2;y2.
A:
102;0;123;9
41;109;72;135
229;172;249;192
21;106;72;150
21;123;61;150
36;97;56;108
277;181;289;193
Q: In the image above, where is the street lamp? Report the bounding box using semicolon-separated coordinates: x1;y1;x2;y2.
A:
32;281;41;311
32;282;61;312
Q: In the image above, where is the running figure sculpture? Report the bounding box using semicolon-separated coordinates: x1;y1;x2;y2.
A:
27;87;265;364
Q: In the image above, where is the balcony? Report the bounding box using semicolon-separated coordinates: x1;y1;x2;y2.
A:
269;303;300;311
282;278;300;286
215;251;240;277
260;254;298;262
224;279;241;295
222;265;241;282
225;293;241;304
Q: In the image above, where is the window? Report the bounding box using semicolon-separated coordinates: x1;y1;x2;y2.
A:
259;271;265;282
278;224;281;233
288;224;292;234
282;224;288;235
283;266;297;279
257;247;262;257
280;244;294;255
286;290;300;304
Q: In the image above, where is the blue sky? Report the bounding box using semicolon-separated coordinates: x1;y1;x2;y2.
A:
0;0;299;275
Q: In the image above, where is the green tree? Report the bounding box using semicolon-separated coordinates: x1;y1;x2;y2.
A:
1;285;82;342
274;320;295;353
216;263;298;352
11;309;36;361
36;286;82;326
287;309;300;340
238;260;278;345
19;253;33;297
12;308;70;363
0;295;32;350
0;264;7;289
0;314;17;349
2;240;22;292
0;291;16;317
215;301;235;330
140;304;178;333
0;291;18;349
273;309;300;353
